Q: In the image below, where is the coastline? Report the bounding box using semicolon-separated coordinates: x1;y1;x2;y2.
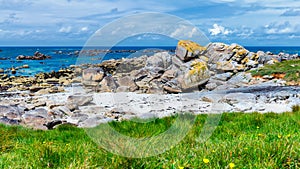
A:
0;42;300;130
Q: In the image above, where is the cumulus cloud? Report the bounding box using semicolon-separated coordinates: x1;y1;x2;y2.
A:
0;0;300;45
170;25;199;38
209;24;232;36
59;26;72;33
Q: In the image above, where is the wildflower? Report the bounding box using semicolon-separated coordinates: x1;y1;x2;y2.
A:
229;163;235;168
286;134;291;138
257;126;260;129
258;134;263;137
203;158;210;164
178;166;184;169
212;150;216;153
278;135;282;139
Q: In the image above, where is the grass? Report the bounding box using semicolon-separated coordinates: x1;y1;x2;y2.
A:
250;59;300;82
1;110;300;168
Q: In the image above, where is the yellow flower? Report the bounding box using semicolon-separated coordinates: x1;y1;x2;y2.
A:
203;158;210;164
212;150;216;153
178;166;184;169
229;163;235;168
278;135;282;139
257;126;260;129
286;134;291;138
258;134;263;137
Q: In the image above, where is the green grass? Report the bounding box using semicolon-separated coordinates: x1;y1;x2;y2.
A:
250;59;300;82
1;110;300;169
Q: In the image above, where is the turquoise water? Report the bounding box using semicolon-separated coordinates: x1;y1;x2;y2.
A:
0;46;299;76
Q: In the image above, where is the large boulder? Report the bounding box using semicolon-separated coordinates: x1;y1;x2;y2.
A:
116;56;147;73
98;76;118;92
178;60;210;91
145;52;172;69
0;105;23;120
221;93;256;105
82;68;105;86
116;76;138;92
205;43;253;72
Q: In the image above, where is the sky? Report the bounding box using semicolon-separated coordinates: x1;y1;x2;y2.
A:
0;0;300;46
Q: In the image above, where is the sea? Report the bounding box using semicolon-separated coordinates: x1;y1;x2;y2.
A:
0;46;299;77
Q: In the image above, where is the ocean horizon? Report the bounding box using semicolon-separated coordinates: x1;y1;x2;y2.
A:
0;45;299;77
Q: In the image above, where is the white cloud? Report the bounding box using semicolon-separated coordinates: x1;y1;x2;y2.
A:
0;0;300;45
59;26;72;33
170;25;198;38
289;35;300;39
264;22;295;34
209;24;232;36
80;27;88;32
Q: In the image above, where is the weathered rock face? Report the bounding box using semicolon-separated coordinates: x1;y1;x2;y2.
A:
116;56;147;73
116;76;138;92
178;60;210;91
0;105;23;120
205;43;250;72
82;68;105;86
98;76;118;92
146;52;172;69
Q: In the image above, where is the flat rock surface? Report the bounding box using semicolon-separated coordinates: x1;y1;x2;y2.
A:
0;84;299;129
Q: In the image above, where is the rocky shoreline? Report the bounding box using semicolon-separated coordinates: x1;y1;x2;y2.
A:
0;42;299;130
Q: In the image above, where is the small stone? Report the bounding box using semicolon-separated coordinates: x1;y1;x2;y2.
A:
222;93;256;105
46;78;59;84
22;65;30;68
53;106;73;116
213;73;233;81
25;104;36;111
34;101;47;107
11;68;16;74
205;83;218;91
163;85;182;93
67;95;93;106
29;86;44;93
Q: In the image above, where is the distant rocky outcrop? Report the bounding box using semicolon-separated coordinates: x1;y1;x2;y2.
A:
16;51;51;60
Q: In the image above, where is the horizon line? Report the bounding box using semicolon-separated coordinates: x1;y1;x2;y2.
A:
1;45;300;47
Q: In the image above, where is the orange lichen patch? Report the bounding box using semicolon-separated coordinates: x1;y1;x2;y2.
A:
252;75;263;79
272;73;286;79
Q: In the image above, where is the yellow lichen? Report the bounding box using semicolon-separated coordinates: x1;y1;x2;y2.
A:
188;61;208;76
241;57;249;64
237;49;247;56
250;54;259;60
178;40;206;53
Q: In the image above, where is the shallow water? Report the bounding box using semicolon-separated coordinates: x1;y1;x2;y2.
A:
0;46;299;76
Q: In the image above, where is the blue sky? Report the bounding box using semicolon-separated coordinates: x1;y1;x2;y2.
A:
0;0;300;46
